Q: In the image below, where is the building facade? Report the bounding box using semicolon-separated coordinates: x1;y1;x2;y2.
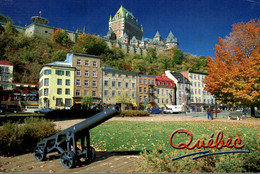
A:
102;67;138;109
138;74;156;107
0;60;13;90
39;61;75;109
65;53;102;103
182;71;215;112
165;70;190;109
155;75;176;108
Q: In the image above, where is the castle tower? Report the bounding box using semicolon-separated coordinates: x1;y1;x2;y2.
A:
153;31;161;41
109;5;143;42
165;31;178;49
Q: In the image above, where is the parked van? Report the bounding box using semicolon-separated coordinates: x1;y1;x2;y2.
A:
165;105;184;113
24;106;39;113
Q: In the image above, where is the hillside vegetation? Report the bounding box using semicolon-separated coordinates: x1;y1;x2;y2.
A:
0;21;207;83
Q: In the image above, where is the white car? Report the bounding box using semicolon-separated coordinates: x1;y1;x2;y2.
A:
164;108;173;114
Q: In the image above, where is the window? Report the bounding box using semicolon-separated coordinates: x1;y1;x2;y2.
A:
118;82;122;87
76;90;80;96
0;75;8;81
157;81;160;85
92;91;96;97
44;88;48;96
194;75;196;79
57;79;62;85
132;91;135;97
126;74;129;78
85;60;89;66
190;74;193;79
144;79;147;84
162;98;164;104
198;75;200;80
139;96;142;102
56;70;64;75
179;91;182;97
104;90;109;96
139;87;142;93
92;81;97;87
84;70;89;77
112;73;116;76
77;59;81;65
84;80;89;87
198;82;200;87
93;61;97;67
65;99;71;107
118;91;121;95
66;79;70;86
144;87;147;93
162;89;164;95
190;82;193;86
125;82;129;88
56;98;62;106
152;80;155;85
148;88;151;93
139;79;142;84
149;80;151;84
132;75;135;79
195;89;197;94
162;82;164;85
132;83;135;88
112;81;116;87
76;70;81;76
104;72;109;76
44;69;51;75
157;89;160;94
66;71;70;76
194;82;197;87
170;82;173;86
166;99;168;104
199;89;201;94
118;73;121;77
84;90;88;96
112;90;116;96
76;79;81;86
57;88;62;95
166;90;168;95
65;89;70;95
104;80;108;86
93;71;97;77
44;78;49;86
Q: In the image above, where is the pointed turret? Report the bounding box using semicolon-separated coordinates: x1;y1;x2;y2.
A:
153;31;161;41
109;15;112;22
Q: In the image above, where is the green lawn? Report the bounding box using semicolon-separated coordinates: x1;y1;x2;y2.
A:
90;121;260;172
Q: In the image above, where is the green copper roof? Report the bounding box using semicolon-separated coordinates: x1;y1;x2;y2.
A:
111;5;135;21
166;31;177;43
154;31;161;38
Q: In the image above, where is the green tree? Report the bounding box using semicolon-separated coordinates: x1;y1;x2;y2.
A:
115;90;131;111
73;34;109;56
81;95;93;110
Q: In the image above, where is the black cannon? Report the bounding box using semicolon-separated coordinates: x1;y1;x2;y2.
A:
33;105;120;168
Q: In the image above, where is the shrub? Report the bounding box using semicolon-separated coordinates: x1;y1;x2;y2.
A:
117;110;150;117
0;117;58;156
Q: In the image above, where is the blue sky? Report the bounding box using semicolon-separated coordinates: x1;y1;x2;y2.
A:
0;0;259;57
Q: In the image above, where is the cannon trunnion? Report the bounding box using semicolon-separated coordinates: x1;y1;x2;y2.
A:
33;105;121;168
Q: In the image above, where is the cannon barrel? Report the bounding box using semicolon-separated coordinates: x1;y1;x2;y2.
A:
61;105;120;134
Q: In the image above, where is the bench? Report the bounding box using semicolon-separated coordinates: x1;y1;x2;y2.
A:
228;111;243;120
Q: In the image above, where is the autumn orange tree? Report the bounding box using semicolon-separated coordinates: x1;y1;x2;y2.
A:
204;19;260;116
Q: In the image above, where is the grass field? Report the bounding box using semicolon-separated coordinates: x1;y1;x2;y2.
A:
90;120;260;172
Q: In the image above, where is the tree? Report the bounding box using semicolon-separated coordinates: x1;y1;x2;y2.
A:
72;34;109;56
204;20;260;116
114;90;131;111
51;29;72;47
81;95;93;110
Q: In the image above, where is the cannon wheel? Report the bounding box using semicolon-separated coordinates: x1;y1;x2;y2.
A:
33;145;46;161
85;146;95;163
61;151;76;169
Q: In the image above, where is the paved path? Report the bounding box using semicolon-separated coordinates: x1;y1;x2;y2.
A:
0;151;139;173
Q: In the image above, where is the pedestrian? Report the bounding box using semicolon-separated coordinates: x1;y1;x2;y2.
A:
207;106;213;120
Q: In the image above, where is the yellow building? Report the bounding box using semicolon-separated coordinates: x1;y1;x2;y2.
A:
39;61;75;109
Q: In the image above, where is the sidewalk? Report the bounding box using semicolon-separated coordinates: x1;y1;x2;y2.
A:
0;151;139;173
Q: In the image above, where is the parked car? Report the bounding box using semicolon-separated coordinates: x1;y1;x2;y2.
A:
148;108;162;114
0;104;7;113
164;108;173;114
24;106;39;113
0;105;22;113
34;108;53;114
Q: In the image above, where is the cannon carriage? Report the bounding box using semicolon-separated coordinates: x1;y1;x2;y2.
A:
33;105;120;168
